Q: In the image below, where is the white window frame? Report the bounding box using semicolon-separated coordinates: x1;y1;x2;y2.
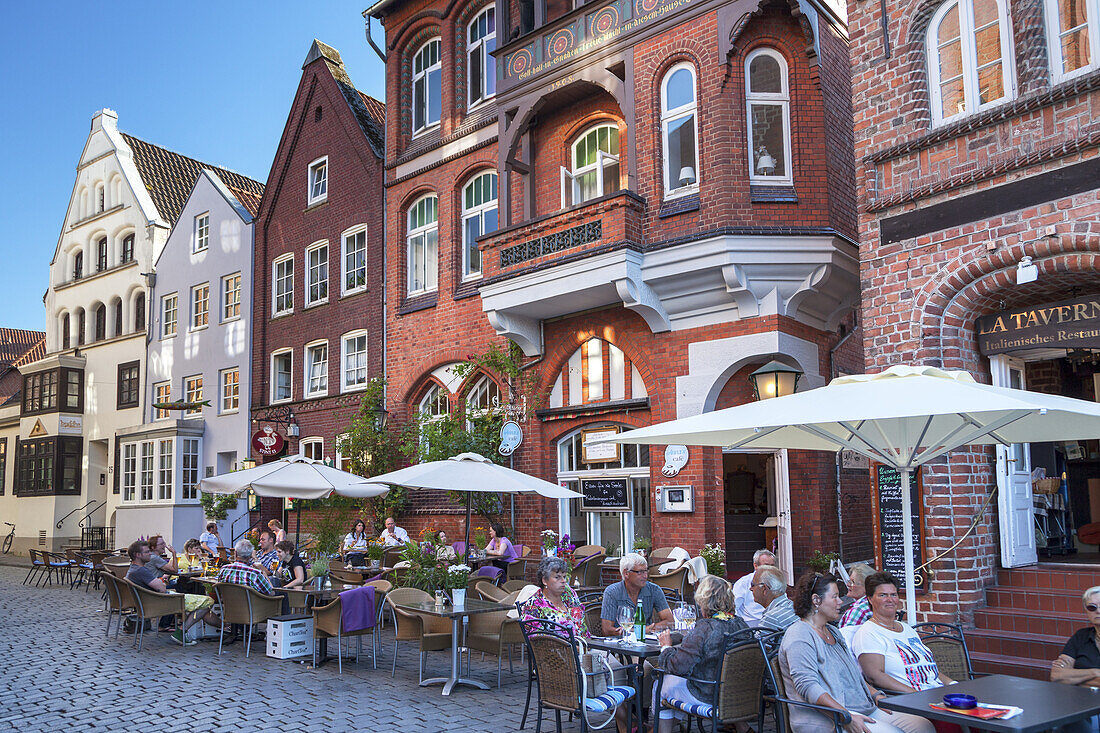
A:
308;156;328;205
927;0;1016;126
306;240;329;306
157;438;173;501
412;38;442;136
153;381;171;420
419;382;450;419
194;212;210;253
305;340;328;398
181;437;201;501
183;375;204;417
1045;0;1100;83
562;123;621;207
461;172;498;280
220;367;240;414
468;7;497;109
745;48;793;185
271;349;293;403
161;293;178;339
191;283;210;330
342;225;368;295
341;330;369;393
300;437;324;461
407;195;439;295
222;272;241;321
661;62;700;199
139;441;154;502
122;443;137;502
273;254;294;316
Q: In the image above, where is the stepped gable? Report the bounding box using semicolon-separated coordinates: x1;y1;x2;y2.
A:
304;39;386;159
121;133;265;225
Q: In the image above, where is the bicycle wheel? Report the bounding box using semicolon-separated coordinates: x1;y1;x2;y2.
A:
2;532;12;554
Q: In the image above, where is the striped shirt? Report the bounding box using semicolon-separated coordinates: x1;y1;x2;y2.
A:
255;549;279;571
840;596;872;627
760;594;799;631
216;561;274;595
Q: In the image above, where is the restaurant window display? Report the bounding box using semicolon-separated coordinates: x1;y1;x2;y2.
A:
556;424;650;555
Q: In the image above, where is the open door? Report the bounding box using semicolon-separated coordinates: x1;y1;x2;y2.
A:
990;355;1038;567
773;450;794;580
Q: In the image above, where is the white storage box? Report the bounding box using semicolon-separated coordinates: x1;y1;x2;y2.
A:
266;614;313;660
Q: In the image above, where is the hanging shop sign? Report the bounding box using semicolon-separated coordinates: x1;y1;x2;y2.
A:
977;295;1100;356
581;426;621;463
499;421;523;456
252;426;285;457
661;445;689;477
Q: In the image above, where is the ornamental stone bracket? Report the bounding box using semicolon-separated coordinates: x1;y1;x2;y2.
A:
480;233;858;355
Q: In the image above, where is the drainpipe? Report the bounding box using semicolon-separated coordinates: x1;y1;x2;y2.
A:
363;11;387;62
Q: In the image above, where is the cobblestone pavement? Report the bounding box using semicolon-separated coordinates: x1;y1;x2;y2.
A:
0;565;549;733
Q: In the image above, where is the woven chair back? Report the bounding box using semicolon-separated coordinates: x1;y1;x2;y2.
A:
718;636;767;723
921;637;968;681
330;569;365;588
502;579;530;593
328;558;346;572
214;583;253;625
528;633;581;712
365;578;392;594
386;587;432;642
476;579;508;601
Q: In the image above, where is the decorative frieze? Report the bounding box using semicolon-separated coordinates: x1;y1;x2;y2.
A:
499;221;602;268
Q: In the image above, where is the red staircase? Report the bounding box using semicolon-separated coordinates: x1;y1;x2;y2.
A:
966;563;1100;680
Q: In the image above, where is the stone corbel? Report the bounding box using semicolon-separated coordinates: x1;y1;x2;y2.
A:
721;263;761;318
784;261;857;331
484;309;542;356
613;274;671;334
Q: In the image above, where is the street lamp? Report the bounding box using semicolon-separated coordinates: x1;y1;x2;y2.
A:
749;361;802;400
370;404;390;431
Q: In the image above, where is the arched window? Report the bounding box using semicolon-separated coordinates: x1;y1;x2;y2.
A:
121;234;135;264
94;304;106;342
407;195;438;294
461;172;497;279
746;48;792;184
466;374;501;411
468;8;497;108
96;183;105;213
73;251;84;280
61;313;70;350
1044;0;1099;82
113;299;123;338
96;237;108;272
134;292;146;332
927;0;1014;125
661;63;700;197
548;337;648;408
419;382;450;418
566;123;620;206
413;38;442;134
76;309;86;346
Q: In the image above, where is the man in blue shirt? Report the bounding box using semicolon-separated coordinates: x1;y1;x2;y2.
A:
600;552;674;636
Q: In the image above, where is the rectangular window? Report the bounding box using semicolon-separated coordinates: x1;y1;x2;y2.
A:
158;439;173;501
220;367;240;413
117;361;140;409
194;213;210;252
300;437;324;460
162;294;178;338
306;243;329;305
273;351;292;402
184;375;203;417
273;256;294;314
306;342;328;397
0;437;7;496
122;443;137;501
191;283;209;329
308;157;328;204
121;235;134;264
97;239;108;272
343;228;367;294
222;273;241;321
22;371;58;415
154;382;171;420
16;439;54;497
139;441;154;501
1046;0;1099;81
342;332;368;392
181;438;200;500
64;369;82;412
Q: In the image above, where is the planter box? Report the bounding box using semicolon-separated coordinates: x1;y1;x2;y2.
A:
266;614;313;660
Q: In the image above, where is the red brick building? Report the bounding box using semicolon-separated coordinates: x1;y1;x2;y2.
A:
851;0;1100;675
249;41;386;520
367;0;869;579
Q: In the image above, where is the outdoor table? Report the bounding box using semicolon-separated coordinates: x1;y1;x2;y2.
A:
878;674;1100;732
586;635;668;727
393;598;511;695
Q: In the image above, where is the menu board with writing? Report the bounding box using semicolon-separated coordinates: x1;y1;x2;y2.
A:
870;464;927;594
581;478;630;511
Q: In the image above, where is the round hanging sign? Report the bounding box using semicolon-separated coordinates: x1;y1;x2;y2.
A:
252;426;285;456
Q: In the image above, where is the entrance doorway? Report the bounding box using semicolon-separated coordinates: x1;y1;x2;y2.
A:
722;449;792;579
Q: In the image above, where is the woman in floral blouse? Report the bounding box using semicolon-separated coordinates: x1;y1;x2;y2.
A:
522;556;589;639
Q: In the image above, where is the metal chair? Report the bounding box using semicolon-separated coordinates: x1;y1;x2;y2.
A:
23;549;47;586
127;580;186;651
914;622;983;681
212;582;284;657
385;587;454;683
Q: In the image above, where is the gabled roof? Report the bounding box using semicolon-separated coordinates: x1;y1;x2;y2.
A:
303;40;386;159
121;134;265;225
0;330;46;370
226;184;263;218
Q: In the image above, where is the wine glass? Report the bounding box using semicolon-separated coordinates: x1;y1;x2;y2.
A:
617;606;634;642
682;603;697;630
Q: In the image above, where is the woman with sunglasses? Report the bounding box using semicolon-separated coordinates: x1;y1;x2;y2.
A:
780;572;933;733
1051;586;1100;731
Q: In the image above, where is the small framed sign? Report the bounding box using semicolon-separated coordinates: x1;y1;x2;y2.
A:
582;426;621;464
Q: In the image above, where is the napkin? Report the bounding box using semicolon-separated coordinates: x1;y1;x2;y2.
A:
928;703;1023;720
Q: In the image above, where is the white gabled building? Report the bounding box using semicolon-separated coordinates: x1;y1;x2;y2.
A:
13;109;262;552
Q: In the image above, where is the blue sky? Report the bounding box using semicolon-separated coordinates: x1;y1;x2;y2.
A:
0;2;386;332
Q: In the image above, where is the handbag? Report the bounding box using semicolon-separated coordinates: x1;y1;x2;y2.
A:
578;640;611;698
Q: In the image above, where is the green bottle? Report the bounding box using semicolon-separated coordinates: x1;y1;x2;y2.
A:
634;600;645;642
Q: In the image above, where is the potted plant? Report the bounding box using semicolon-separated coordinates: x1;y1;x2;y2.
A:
365;539;385;568
806;550;838;574
700;543;726;576
472;526;488;552
632;537;653;557
447;563;472;605
308;559;329;590
602;540;620;558
541;529;558;556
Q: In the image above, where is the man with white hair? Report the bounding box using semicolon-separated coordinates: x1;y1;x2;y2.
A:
216;539;275;596
733;548;776;627
600;552;675;636
754;565;796;631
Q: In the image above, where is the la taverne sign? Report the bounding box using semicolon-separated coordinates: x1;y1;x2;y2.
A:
977;295;1100;355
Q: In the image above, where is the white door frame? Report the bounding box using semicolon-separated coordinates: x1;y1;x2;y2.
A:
990;354;1038;567
723;448;794;581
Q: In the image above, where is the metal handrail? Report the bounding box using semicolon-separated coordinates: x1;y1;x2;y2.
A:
77;501;105;529
57;500;96;530
231;516;264;544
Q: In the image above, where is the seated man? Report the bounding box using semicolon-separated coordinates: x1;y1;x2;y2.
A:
216;539;276;595
378;516;410;547
199;522;221;557
754;565;797;632
600;552;674;636
732;548;776;628
254;530;279;575
126;539;219;646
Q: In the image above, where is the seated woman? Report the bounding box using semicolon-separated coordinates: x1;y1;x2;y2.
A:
1051;586;1100;733
653;575;747;733
484;522;518;572
275;541;307;589
854;571;954;692
342;519;370;566
435;530;457;563
780;572;934;733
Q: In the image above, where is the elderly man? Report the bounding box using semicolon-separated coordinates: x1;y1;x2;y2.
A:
254;530;279;574
216;539;276;596
126;539;219;645
754;565;797;632
840;563;876;627
601;552;674;636
379;516;410;547
732;548;776;627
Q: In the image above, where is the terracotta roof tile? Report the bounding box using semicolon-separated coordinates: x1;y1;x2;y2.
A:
225;183;263;218
0;330;46;369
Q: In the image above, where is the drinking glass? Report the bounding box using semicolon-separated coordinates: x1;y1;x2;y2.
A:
617;606;634;642
682;603;696;630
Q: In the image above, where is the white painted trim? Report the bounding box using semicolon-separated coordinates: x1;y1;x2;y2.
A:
307;156;329;206
1044;0;1100;83
745;48;793;185
661;62;701;199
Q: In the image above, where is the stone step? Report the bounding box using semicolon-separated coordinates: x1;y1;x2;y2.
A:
973;607;1082;640
996;565;1100;594
970;651;1051;681
985;587;1083;614
965;628;1066;661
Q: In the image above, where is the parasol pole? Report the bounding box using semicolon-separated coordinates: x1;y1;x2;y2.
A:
465;491;473;563
901;467;917;626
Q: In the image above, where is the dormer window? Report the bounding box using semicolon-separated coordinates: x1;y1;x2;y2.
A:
413;39;442;135
308;157;328;205
468;9;497;109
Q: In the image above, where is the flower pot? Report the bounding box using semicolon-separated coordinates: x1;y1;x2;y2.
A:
451;588;466;606
545;547;557;557
314;575;325;590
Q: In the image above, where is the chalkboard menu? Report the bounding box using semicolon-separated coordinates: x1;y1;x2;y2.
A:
581;478;630;511
870;464;927;594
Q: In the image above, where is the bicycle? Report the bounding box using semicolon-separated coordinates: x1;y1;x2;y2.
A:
2;522;14;554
